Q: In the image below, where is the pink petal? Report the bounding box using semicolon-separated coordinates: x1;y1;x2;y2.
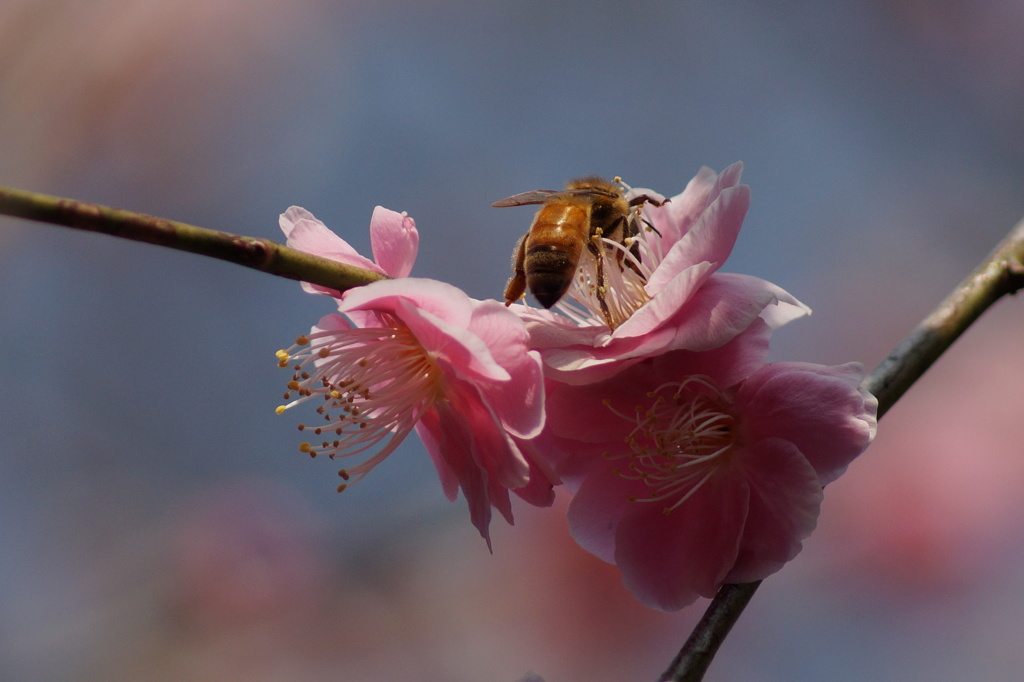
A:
518;307;609;350
641;165;720;248
480;349;545;439
339;278;472;326
709;161;744;200
653;273;784;352
546;320;768;444
415;411;460;502
338;308;386;329
340;281;504;384
725;438;823;583
534;277;779;386
736;362;878;485
400;301;511;383
468;299;533;367
369;206;419;278
281;206;385;296
511;455;559;507
515;428;593;489
614;472;750;610
310;312;352;335
278;206;320;240
466;301;546;438
341;279;516;383
645;185;750;295
488;479;516;527
451;385;531;490
648;318;772;387
567;464;643;564
420;401;496;550
617;262;716;338
280;206;383;274
713;274;811;328
538;337;665;385
547;365;660;443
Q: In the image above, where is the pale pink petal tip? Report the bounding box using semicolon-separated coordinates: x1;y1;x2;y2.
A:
370;205;419;278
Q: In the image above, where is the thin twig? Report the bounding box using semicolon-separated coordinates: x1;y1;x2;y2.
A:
657;583;760;682
660;215;1024;682
0;185;386;294
864;216;1024;418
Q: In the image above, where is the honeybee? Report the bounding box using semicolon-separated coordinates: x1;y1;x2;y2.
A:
493;176;664;320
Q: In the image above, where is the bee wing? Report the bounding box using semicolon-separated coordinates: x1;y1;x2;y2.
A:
491;189;560;207
563;185;619;199
492;186;620;207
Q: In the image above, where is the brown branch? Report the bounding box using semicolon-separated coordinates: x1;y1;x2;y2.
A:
0;185;387;294
863;216;1024;418
659;215;1024;682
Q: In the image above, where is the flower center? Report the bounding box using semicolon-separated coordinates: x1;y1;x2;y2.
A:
604;376;736;515
275;320;442;491
555;208;661;331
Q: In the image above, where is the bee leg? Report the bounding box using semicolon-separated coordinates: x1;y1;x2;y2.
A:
609;215;647;281
603;216;624;270
504;234;528;305
588;235;615;328
629;194;665;237
628;193;667;208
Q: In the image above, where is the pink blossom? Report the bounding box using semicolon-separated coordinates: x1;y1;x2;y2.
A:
279;205;418;296
277;277;550;548
512;163;809;385
541;328;877;610
277;205;550;546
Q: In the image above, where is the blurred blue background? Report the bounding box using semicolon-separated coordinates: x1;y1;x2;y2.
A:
2;1;1024;680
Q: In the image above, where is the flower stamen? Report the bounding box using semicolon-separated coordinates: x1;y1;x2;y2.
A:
606;376;736;514
275;323;442;488
556;212;660;330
